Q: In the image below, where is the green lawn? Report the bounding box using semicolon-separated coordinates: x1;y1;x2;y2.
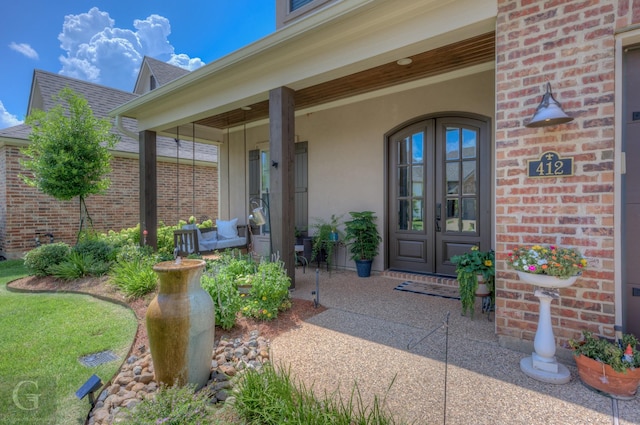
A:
0;260;138;424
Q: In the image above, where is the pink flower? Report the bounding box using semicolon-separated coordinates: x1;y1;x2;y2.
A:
528;265;536;271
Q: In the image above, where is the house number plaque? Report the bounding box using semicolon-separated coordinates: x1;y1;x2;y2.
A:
527;151;573;178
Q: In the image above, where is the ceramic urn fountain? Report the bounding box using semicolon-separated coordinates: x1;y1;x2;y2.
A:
146;259;214;389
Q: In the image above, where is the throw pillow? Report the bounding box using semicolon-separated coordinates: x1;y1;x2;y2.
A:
216;218;239;239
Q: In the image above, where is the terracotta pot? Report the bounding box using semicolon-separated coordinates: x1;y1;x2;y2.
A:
574;354;640;399
147;259;214;389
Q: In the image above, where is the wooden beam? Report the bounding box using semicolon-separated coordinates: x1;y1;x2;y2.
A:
139;130;158;249
269;87;296;288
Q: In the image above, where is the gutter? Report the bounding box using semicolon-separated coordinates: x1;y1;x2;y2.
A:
115;115;139;140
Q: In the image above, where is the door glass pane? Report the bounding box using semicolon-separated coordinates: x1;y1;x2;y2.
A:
399;137;409;165
412;132;424;164
398;199;409;230
412;199;423;230
446;163;459;194
412;166;423;197
446;127;460;160
398;167;408;197
462;198;477;232
462;128;477;159
462;161;476;195
446;199;459;232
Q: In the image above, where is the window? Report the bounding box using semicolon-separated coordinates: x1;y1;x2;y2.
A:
249;142;308;235
290;0;314;11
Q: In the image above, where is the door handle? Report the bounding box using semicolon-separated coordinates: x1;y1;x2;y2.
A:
435;203;441;232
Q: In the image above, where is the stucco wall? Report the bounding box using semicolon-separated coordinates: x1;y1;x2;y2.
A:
0;145;218;258
227;70;495;271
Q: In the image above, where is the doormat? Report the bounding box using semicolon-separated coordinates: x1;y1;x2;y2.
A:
393;281;460;300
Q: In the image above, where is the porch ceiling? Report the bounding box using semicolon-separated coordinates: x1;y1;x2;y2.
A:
195;31;495;130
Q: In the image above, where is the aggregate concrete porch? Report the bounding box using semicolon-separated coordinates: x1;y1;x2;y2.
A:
269;268;640;425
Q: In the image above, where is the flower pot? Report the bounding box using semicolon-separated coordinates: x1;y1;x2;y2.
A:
574;354;640;399
475;275;491;296
147;259;214;389
355;259;373;277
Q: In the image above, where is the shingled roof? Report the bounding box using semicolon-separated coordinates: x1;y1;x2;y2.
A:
0;67;216;163
134;56;190;93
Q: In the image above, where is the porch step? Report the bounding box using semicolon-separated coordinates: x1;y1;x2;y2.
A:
381;270;458;288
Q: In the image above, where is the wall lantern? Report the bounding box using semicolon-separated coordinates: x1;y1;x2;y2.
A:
525;82;574;128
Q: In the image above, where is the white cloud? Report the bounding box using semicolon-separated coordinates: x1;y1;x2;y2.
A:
0;101;23;129
168;53;206;71
58;7;204;90
9;42;39;60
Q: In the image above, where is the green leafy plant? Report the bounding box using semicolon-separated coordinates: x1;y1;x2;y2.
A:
48;251;103;280
109;248;158;299
73;237;117;264
452;246;495;317
343;211;381;261
243;260;291;320
120;384;212;425
23;242;71;276
234;363;405;425
310;215;344;268
201;269;243;330
569;331;640;373
21;87;119;237
506;244;587;278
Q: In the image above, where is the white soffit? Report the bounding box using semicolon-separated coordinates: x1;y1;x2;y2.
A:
117;0;497;131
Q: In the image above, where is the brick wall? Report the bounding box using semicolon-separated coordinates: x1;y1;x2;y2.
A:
494;0;633;347
0;144;218;258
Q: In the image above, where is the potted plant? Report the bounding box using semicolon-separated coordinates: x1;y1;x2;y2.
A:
343;211;381;277
310;215;343;269
451;247;495;317
569;330;640;399
506;244;587;285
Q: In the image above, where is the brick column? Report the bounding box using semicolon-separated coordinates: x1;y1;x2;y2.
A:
495;0;617;346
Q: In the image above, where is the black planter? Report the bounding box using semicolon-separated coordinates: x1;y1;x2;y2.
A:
355;259;373;277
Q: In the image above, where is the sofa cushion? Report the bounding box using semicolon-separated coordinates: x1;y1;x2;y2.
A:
217;218;239;239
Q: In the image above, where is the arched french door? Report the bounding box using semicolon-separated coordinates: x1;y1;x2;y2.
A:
386;114;491;276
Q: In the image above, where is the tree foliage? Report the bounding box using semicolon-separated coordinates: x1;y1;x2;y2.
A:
21;88;119;200
21;88;119;234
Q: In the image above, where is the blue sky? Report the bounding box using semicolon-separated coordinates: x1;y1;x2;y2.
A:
0;1;276;129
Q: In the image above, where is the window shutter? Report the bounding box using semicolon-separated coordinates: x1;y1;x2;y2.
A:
295;142;308;232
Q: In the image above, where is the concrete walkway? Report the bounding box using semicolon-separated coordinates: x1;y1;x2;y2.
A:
270;268;640;425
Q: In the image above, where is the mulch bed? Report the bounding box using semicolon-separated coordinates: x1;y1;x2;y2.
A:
7;275;327;359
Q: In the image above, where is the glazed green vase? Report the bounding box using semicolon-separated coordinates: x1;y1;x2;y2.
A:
147;259;214;389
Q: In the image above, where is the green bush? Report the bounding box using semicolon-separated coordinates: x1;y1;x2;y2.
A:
120;384;212;425
109;247;158;299
201;271;243;330
243;260;291;321
201;252;255;330
48;251;107;280
23;242;71;276
73;238;117;264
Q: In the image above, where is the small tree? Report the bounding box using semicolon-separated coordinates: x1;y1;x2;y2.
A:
21;88;119;238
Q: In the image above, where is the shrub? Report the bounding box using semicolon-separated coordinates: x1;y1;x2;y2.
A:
120;384;212;425
201;271;243;330
109;247;158;299
48;251;106;280
73;238;117;264
243;260;291;321
23;243;70;276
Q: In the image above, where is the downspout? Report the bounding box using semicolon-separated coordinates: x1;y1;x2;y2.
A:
115;115;139;140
